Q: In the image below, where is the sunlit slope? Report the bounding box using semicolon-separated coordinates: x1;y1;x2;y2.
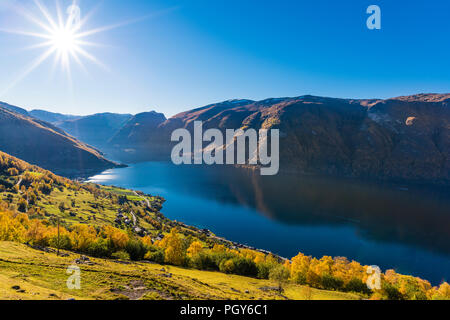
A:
0;242;359;300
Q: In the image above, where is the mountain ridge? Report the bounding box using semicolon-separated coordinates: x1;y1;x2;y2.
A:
2;93;448;184
0;106;121;177
109;93;450;185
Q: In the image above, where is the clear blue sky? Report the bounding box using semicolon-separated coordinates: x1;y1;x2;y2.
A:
0;0;449;117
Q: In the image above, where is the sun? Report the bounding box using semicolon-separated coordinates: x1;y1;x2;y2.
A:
0;0;110;94
51;27;77;54
0;0;176;96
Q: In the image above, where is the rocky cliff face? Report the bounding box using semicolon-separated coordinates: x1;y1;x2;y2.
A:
109;94;450;185
0;106;120;178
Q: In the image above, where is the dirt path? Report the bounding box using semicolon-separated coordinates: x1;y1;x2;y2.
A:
133;191;150;207
130;210;137;226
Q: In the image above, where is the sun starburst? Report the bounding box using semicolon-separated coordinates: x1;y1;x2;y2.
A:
0;1;178;97
0;0;110;95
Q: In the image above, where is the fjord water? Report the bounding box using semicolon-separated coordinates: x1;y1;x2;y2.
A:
88;162;450;285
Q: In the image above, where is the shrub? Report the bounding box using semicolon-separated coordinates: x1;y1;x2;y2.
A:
219;259;235;274
190;251;218;270
88;238;111;258
49;234;72;251
210;251;235;268
381;282;403;300
111;250;130;261
231;257;258;277
257;262;278;280
125;240;147;261
269;265;290;292
321;274;344;291
145;249;165;264
344;278;372;295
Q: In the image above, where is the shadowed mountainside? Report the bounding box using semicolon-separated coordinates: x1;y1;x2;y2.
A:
108;111;167;161
0;106;120;177
55;113;133;150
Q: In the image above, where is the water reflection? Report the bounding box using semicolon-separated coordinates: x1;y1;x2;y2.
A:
89;162;450;284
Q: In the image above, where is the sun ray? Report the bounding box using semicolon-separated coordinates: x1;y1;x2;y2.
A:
10;2;55;34
74;39;108;48
19;40;54;52
70;50;89;75
66;0;80;30
0;47;56;97
0;1;178;96
74;7;180;39
33;0;59;30
72;1;102;33
55;0;64;29
73;46;109;72
0;28;52;39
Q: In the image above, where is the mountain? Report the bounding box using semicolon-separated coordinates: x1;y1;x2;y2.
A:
108;111;167;161
0;106;120;177
0;101;29;116
55;113;133;150
110;94;450;185
29;109;81;124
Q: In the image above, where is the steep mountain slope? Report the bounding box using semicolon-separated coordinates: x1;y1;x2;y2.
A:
29;109;81;124
0;101;29;116
110;94;450;185
0;106;119;177
56;113;133;150
108;111;167;161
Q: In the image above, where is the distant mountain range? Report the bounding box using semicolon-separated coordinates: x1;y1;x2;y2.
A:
29;109;81;124
106;94;450;185
55;113;133;150
0;103;122;178
1;93;448;184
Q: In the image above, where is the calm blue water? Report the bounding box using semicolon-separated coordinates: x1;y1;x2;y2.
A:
88;162;450;285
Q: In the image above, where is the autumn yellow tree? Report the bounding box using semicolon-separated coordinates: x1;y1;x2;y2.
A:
157;229;184;266
141;235;153;247
70;224;97;251
434;282;450;300
290;252;311;283
26;219;48;245
187;240;203;257
0;210;27;242
102;225;129;250
211;244;226;253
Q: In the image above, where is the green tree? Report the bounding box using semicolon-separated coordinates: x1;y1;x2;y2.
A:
269;265;290;293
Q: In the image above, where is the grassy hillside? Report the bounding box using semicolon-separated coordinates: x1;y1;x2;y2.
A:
0;242;359;300
0;150;448;300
